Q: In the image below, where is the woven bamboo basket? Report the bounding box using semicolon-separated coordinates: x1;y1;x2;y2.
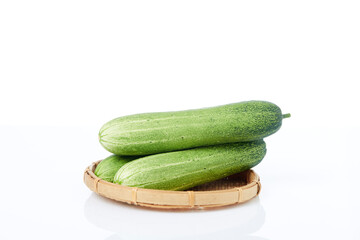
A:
84;160;262;210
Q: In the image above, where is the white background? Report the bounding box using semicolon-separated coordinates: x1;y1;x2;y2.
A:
0;1;359;239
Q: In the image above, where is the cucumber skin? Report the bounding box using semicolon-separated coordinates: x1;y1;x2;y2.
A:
113;140;266;191
99;100;282;155
94;155;137;182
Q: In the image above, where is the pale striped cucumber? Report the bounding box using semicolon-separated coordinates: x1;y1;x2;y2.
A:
99;100;289;155
113;140;266;190
94;155;136;182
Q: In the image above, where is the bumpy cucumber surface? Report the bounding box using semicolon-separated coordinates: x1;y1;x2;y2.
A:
113;140;266;191
94;155;137;182
99;100;289;155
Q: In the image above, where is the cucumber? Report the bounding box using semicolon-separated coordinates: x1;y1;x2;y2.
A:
94;155;137;182
113;140;266;191
99;100;289;155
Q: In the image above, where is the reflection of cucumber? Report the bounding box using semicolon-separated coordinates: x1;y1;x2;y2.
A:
99;101;289;155
94;155;136;182
114;140;266;190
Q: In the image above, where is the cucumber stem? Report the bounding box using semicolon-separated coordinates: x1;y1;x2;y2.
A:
282;113;291;119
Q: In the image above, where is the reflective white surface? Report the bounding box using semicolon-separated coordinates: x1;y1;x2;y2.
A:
0;126;359;239
84;194;266;239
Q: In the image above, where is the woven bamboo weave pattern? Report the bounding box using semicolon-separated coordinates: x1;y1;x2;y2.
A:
84;160;261;209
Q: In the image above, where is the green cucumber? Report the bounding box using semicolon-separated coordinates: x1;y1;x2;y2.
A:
113;140;266;190
94;155;137;182
99;100;289;155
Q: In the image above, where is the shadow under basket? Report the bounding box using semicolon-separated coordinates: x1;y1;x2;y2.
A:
84;160;262;210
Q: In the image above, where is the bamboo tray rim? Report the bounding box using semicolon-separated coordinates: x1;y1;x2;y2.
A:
84;160;262;210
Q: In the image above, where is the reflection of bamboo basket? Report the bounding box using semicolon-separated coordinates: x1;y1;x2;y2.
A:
84;160;261;210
